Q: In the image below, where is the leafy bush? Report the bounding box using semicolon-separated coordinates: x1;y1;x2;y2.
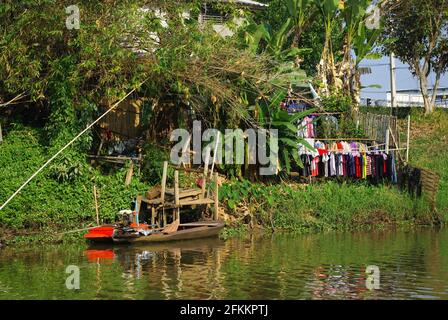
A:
321;93;353;113
141;143;171;183
0;126;148;233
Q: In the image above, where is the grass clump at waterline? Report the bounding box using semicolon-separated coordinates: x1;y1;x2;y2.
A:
220;180;432;235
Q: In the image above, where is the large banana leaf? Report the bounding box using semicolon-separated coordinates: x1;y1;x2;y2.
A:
354;22;382;65
316;0;340;16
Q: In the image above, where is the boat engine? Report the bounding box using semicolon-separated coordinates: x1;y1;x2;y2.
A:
118;210;134;227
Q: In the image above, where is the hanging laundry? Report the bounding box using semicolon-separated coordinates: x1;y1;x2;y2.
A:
297;116;316;139
295;139;398;185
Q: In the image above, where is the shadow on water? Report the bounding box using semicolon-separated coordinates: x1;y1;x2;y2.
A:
1;228;448;300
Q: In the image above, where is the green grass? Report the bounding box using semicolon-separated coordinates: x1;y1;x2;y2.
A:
221;180;432;234
407;109;448;217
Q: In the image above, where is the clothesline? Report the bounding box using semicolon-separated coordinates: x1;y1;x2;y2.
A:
298;147;398;182
313;138;376;141
369;148;407;153
368;143;387;149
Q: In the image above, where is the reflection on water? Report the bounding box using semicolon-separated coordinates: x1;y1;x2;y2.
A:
1;229;448;300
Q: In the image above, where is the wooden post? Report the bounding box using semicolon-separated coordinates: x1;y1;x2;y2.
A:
385;128;390;154
93;185;100;225
161;161;168;227
136;195;142;226
151;207;156;226
406;115;411;163
388;126;404;163
138;153;142;176
0;122;3;143
125;161;134;187
174;170;180;222
201;153;210;199
209;131;220;180
214;172;219;221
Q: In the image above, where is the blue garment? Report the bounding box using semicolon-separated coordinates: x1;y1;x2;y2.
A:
391;153;398;184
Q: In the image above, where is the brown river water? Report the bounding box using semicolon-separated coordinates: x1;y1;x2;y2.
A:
0;228;448;300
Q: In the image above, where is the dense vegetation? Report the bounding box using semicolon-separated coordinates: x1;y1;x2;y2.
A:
220;109;448;236
1;1;446;244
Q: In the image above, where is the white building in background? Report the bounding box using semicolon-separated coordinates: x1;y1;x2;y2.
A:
200;0;268;37
141;0;267;41
386;88;448;108
130;0;267;54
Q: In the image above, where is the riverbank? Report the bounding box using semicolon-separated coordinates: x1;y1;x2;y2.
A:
1;110;447;245
220;109;448;235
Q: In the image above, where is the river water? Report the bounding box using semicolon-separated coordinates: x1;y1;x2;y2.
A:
1;228;448;300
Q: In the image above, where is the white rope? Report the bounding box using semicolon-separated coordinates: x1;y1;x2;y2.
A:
0;87;139;211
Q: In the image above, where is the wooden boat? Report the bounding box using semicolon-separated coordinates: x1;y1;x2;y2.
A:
84;221;225;244
85;161;225;245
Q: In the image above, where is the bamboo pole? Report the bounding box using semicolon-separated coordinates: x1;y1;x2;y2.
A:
125;161;134;187
388;126;404;163
93;185;100;225
385;128;390;154
174;170;180;222
406;115;411;163
136;195;142;226
161;161;168;227
201;153;210;199
214;172;219;221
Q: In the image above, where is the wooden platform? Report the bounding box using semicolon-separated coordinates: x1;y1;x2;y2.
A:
135;161;220;228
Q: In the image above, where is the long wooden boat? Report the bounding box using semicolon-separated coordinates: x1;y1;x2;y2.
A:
85;221;225;244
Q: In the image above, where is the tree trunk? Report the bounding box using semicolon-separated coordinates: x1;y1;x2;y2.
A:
418;74;433;115
431;71;442;110
414;59;434;115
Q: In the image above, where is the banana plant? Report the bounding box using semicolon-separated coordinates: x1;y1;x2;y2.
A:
316;0;340;45
256;90;316;173
342;0;383;105
353;20;382;66
285;0;319;47
340;0;382;68
243;18;311;63
315;0;342;94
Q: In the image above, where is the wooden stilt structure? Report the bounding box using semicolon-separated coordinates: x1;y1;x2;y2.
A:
138;160;220;229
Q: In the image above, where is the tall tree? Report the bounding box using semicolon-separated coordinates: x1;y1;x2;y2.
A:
382;0;448;114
